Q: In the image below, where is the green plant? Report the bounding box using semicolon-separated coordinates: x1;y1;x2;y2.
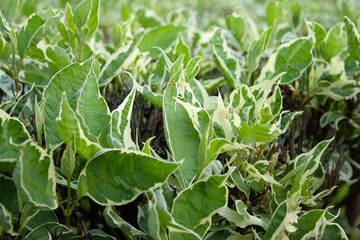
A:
0;0;359;239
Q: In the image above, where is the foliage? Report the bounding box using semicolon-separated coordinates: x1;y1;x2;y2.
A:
0;0;360;239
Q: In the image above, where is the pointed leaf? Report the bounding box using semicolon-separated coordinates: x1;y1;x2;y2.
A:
99;33;142;85
56;93;101;159
22;222;70;240
320;23;347;61
0;203;17;236
171;175;228;234
43;59;93;147
0;109;30;171
218;206;265;229
109;87;136;149
77;72;110;143
17;13;62;59
163;82;200;187
61;140;76;179
138;25;186;57
258;37;313;84
77;149;180;205
103;206;145;239
211;32;242;88
13;141;57;209
231;169;250;199
344;16;360;62
46;45;71;69
248;23;275;78
74;0;91;29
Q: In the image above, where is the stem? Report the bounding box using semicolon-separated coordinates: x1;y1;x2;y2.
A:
77;30;83;62
69;197;81;218
289;118;296;160
12;58;23;94
14;204;34;240
57;200;66;215
65;176;72;229
37;128;43;148
4;61;19;96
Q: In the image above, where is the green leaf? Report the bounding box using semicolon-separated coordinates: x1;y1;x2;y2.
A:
260;86;282;124
241;162;280;185
77;149;180;205
113;23;127;49
247;23;275;80
288;210;323;239
77;71;110;143
320;224;347;240
56;93;101;159
234;119;280;145
289;210;347;240
86;0;100;40
138;25;186;57
277;111;302;134
171;175;228;236
170;221;211;240
281;139;332;189
26;210;58;231
137;194;166;240
320;111;347;130
198;138;237;178
225;12;246;45
0;109;30;172
0;70;15;96
71;230;116;239
22;222;70;240
9;83;35;118
258;37;313;84
163;82;201;187
34;95;45;147
0;175;19;216
214;93;234;140
46;45;71;69
218;206;265;229
267;1;283;26
263;201;295;240
21;60;55;86
0;203;17;236
175;35;191;65
185;56;202;83
65;3;75;30
344;16;360;62
202;77;226;92
0;10;11;32
142;85;163;108
17;12;62;59
204;228;243;240
109;87;136;149
74;0;91;29
211;31;242;88
231;169;250;199
43;59;93;147
307;21;326;46
61;140;76;179
99;33;142;85
316;77;360;101
0;32;10;62
320;23;347;61
13;141;57;209
153;189;201;238
103;206;145;239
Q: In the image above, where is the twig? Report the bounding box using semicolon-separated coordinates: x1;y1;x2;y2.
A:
44;222;64;240
307;135;314;151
